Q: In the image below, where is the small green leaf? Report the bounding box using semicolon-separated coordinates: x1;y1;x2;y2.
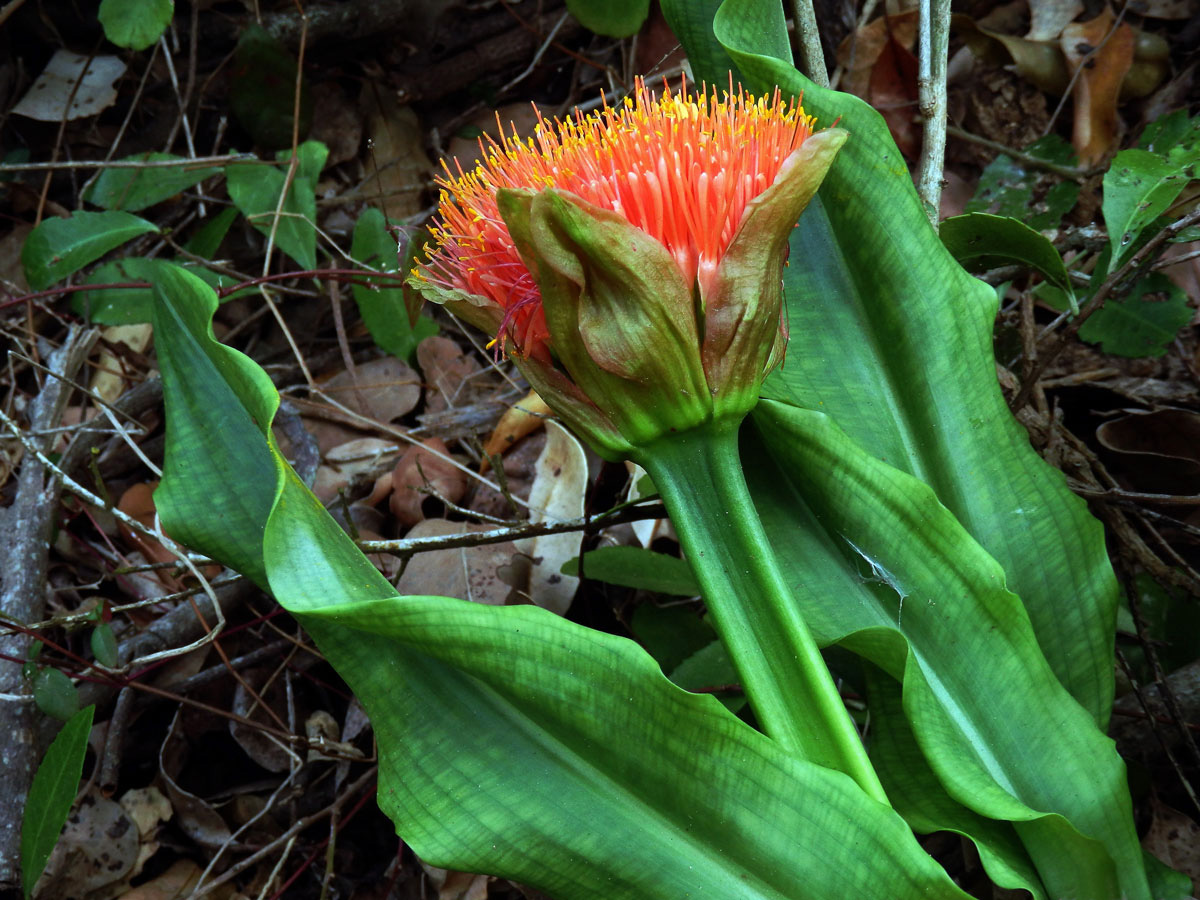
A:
351;208;438;361
226;144;326;270
965;136;1079;230
1078;274;1192;357
184;207;239;259
21;705;94;899
565;0;650;37
90;624;118;668
1103;149;1191;273
562;546;701;596
940;213;1077;310
21;210;159;290
32;668;80;721
82;153;219;211
98;0;173;50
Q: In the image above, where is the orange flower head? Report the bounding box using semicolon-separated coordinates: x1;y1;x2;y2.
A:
416;78;819;360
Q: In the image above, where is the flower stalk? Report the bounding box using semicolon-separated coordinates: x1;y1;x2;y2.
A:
638;425;888;803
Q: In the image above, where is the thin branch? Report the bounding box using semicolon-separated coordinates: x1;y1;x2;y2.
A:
789;0;829;88
915;0;951;223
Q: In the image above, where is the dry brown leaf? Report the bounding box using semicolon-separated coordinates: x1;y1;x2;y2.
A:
396;518;523;605
479;389;552;474
229;668;295;773
421;863;491;900
359;87;432;218
310;81;363;168
417;335;484;414
91;324;153;407
35;789;139;899
836;10;918;98
1142;800;1200;885
319;356;421;424
116;859;203;900
389;437;468;526
1061;10;1134;166
117;482;181;581
517;421;587;615
312;437;397;503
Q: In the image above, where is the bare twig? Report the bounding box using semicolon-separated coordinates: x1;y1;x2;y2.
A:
945;124;1093;182
915;0;951;223
789;0;829;87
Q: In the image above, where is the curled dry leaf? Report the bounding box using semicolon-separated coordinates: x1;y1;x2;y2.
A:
837;12;921;154
396;518;526;605
420;862;492;900
159;709;233;848
230;667;298;774
479;388;552;474
1142;800;1200;882
116;859;204;900
517;421;588;615
1061;9;1135;166
389;437;468;526
1095;408;1200;496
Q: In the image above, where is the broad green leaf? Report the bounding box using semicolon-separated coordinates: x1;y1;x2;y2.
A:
748;403;1147;900
562;546;700;595
82;153;219;211
681;0;1119;730
151;258;974;900
940;212;1076;309
21;210;158;290
964;135;1079;231
864;668;1046;900
1041;273;1191;358
225;144;325;270
32;668;80;721
184;207;239;258
350;208;437;361
565;0;650;37
1103;149;1192;273
21;705;94;899
98;0;173;50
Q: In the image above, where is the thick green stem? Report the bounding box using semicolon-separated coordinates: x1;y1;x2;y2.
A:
639;423;888;804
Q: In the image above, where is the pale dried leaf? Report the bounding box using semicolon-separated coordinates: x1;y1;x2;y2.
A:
1062;10;1134;166
517;421;587;615
319;356;421;424
1027;0;1083;41
13;51;126;121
